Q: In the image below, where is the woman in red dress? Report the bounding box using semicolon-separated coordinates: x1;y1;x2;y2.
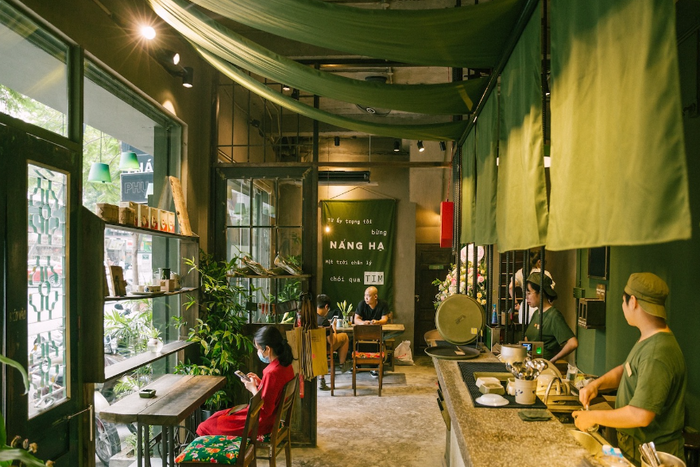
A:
196;326;296;436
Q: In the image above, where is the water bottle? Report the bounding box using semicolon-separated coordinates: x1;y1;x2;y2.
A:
491;304;498;325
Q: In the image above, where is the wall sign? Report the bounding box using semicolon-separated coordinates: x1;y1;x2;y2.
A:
321;200;396;311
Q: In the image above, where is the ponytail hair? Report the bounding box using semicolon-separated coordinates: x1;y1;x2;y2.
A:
254;326;294;367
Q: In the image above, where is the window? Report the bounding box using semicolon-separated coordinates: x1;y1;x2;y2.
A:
0;2;69;136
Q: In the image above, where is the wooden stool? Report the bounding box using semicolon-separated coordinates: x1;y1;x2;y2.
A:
684;431;700;467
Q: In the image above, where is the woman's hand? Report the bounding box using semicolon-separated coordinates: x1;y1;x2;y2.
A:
244;373;261;394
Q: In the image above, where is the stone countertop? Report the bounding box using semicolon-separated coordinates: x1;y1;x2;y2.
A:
433;352;593;467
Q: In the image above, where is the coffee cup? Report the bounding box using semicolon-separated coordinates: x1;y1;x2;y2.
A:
137;285;145;293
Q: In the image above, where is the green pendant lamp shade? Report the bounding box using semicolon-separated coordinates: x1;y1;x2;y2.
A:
88;162;112;183
119;151;140;170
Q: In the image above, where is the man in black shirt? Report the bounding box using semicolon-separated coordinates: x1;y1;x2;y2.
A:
354;286;391;325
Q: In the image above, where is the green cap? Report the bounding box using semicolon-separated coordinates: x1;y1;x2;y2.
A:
624;272;669;318
526;272;557;299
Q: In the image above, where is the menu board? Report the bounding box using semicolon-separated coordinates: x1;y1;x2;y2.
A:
321;200;396;311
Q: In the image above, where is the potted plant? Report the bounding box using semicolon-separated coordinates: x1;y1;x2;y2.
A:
175;250;254;411
145;326;163;353
0;355;53;466
337;300;354;327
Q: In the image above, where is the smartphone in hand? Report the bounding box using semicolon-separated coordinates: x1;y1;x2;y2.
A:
235;370;251;382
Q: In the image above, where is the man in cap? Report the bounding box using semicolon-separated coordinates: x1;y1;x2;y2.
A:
573;273;686;464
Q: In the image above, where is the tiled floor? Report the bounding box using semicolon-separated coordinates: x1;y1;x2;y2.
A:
273;355;447;467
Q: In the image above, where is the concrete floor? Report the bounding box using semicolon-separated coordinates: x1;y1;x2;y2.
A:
273;355;447;467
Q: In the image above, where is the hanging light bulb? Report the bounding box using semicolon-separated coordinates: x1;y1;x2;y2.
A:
417;140;425;152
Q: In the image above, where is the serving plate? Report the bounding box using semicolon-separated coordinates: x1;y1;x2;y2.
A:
475;394;509;407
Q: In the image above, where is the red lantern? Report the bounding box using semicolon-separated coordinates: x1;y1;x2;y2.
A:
440;201;453;248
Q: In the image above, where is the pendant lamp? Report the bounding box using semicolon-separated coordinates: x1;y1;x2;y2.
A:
88;133;112;183
119;151;140;170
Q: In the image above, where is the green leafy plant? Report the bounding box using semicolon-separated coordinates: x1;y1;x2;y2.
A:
0;355;53;466
175;250;255;409
337;300;354;322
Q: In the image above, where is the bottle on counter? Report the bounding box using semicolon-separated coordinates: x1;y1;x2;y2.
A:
491;304;498;325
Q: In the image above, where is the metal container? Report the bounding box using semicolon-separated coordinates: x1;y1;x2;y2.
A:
500;344;527;364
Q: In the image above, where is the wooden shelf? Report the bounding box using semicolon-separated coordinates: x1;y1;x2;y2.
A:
104;340;194;381
104;221;199;241
104;287;197;302
226;273;311;279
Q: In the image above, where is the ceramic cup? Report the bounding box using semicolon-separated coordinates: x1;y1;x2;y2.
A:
514;378;537;405
137;285;145;293
507;378;516;396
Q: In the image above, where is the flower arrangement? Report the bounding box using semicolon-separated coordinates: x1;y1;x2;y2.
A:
336;300;354;325
432;245;488;309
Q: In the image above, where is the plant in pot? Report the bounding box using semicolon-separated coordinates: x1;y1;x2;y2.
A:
0;355;53;466
145;326;163;354
337;300;354;327
175;250;254;413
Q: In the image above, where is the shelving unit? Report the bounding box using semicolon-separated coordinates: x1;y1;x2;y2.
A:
81;210;199;384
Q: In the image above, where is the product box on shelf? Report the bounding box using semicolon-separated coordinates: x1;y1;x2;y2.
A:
137;204;149;229
167;211;175;233
149;207;159;230
96;203;119;223
118;207;136;226
159;209;169;232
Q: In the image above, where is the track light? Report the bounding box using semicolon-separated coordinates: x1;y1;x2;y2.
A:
181;67;194;88
140;25;156;40
291;89;300;100
158;49;180;66
417;140;425;152
334;136;340;147
439;141;447;151
282;84;291;91
393;140;400;152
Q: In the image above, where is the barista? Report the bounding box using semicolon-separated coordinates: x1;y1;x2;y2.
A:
573;273;686;464
523;273;578;363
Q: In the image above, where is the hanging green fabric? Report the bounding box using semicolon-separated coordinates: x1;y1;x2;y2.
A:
474;93;499;246
496;1;547;251
150;0;489;115
461;130;477;244
200;48;469;141
548;0;691;249
190;0;528;68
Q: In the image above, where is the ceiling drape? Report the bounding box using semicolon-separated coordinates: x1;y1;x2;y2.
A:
496;1;547;252
200;48;469;141
150;0;490;116
547;0;691;249
189;0;528;68
474;93;499;246
460;130;477;244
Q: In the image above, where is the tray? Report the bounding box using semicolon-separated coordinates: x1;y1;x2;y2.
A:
458;362;547;409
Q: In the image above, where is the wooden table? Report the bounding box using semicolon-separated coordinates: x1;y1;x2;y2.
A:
336;323;405;334
100;374;226;467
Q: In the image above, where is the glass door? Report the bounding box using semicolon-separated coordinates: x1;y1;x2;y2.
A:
2;125;81;465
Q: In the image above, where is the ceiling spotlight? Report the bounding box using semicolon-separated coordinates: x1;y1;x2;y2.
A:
140;25;156;40
291;89;300;100
393;140;400;152
181;67;194;88
439;141;447;151
282;84;291;91
334;136;340;147
158;49;180;66
417;140;425;152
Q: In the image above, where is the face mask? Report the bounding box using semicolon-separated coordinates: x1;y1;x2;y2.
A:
258;349;270;364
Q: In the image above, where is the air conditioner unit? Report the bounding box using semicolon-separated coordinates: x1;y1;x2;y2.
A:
318;170;371;185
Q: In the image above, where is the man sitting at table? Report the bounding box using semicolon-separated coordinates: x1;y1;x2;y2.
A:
354;286;391;325
317;294;350;374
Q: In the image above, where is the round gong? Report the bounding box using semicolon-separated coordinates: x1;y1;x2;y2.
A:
435;294;485;345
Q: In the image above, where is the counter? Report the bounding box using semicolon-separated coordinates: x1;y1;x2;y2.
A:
433;352;593;467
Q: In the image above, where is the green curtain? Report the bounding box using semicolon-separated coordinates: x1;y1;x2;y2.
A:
496;1;547;251
150;0;489;115
548;0;691;249
460;130;477;244
190;0;528;68
474;93;499;246
200;49;469;141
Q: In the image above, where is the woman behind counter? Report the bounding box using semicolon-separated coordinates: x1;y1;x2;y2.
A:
524;272;578;363
196;326;296;437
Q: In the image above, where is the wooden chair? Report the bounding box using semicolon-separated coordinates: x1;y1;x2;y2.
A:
176;391;264;466
326;338;336;395
257;377;298;467
352;324;385;396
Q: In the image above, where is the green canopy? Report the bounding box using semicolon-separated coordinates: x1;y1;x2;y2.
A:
496;1;547;251
474;93;499;246
199;48;469;141
547;0;691;249
150;0;490;115
460;130;476;244
190;0;528;68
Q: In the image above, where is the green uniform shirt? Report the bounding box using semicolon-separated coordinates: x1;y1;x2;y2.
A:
616;331;686;461
523;306;574;361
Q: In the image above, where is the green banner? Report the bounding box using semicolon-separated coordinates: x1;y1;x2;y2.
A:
321;200;396;312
